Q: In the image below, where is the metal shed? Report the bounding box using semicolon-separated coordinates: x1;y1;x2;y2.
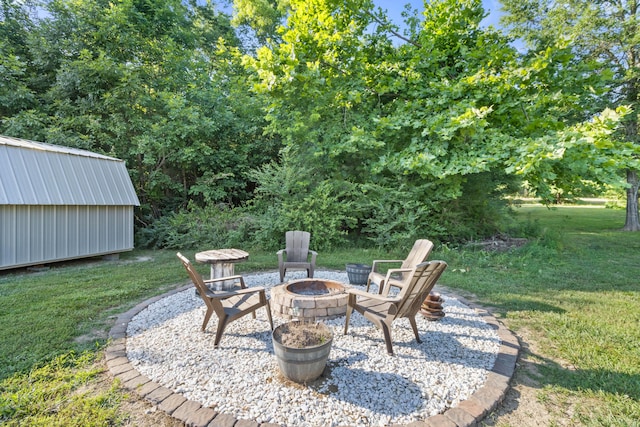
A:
0;135;140;270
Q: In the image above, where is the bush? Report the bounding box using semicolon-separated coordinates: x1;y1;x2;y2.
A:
250;180;358;250
136;203;255;249
136;170;530;251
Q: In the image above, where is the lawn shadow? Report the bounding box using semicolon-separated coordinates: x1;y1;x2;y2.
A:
533;353;640;401
483;336;639;425
481;298;566;317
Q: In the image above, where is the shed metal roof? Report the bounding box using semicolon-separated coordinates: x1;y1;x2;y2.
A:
0;135;140;206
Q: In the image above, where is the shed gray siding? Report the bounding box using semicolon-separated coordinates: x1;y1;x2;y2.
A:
0;136;139;270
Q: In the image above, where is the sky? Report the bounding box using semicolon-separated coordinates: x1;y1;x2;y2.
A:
215;1;505;31
373;0;504;29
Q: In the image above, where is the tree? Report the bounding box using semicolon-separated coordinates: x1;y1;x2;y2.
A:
231;0;289;46
1;0;280;224
501;0;640;230
241;0;629;246
0;0;42;134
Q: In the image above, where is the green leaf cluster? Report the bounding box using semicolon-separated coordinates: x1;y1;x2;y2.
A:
500;0;640;227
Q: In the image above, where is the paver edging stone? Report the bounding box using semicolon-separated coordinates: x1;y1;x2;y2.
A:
106;278;519;427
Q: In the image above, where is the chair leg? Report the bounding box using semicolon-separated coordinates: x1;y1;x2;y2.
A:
214;317;230;348
378;279;386;295
279;267;285;282
201;308;214;331
381;323;394;355
344;304;353;335
409;316;422;343
264;301;274;330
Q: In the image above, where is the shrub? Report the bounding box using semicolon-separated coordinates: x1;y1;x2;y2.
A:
136;203;255;249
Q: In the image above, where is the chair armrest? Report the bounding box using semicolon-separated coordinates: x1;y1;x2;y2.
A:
204;275;246;289
378;267;413;296
371;259;404;272
384;267;413;276
383;267;413;283
347;287;400;303
203;275;244;285
309;250;318;263
207;286;266;299
276;249;286;263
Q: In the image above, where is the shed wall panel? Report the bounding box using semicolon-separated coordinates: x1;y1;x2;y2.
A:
0;147;13;203
0;205;134;270
29;207;44;260
16;207;29;262
55;207;68;256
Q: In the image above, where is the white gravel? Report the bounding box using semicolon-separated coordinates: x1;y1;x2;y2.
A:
126;270;501;427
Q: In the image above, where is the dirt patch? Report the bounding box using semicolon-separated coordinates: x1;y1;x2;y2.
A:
117;391;184;427
90;360;184;427
272;321;332;348
466;235;529;252
75;360;184;427
478;322;587;427
481;333;556;426
73;328;109;344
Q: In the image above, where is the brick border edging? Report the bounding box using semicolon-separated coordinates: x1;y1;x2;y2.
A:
106;284;519;427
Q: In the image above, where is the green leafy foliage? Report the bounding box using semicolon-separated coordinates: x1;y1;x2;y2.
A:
2;0;637;250
242;0;628;245
136;202;255;249
500;0;640;227
1;0;280;225
248;158;358;249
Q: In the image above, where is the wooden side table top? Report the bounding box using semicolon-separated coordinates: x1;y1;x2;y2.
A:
195;248;249;264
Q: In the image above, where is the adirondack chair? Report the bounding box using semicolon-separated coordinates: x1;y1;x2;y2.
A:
344;260;447;355
276;230;318;282
367;239;434;295
176;253;273;348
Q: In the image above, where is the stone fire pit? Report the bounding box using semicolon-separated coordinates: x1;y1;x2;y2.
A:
270;278;348;322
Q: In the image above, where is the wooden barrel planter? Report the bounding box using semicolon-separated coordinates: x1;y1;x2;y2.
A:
345;263;371;285
272;321;333;383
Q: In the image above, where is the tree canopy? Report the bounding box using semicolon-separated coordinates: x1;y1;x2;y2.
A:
1;0;279;223
501;0;640;229
0;0;636;250
242;0;632;246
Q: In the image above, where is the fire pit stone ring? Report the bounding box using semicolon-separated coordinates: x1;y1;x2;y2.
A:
270;278;349;322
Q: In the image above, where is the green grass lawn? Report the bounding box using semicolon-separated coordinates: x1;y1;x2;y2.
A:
1;206;639;425
443;206;640;425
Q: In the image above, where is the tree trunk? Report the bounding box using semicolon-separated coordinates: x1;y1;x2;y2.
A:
623;169;640;231
622;73;639;231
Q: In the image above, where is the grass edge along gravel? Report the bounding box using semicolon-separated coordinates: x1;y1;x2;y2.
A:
1;205;639;425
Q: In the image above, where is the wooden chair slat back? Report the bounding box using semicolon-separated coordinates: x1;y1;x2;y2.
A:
400;239;435;269
285;230;310;262
395;260;447;318
177;253;212;301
